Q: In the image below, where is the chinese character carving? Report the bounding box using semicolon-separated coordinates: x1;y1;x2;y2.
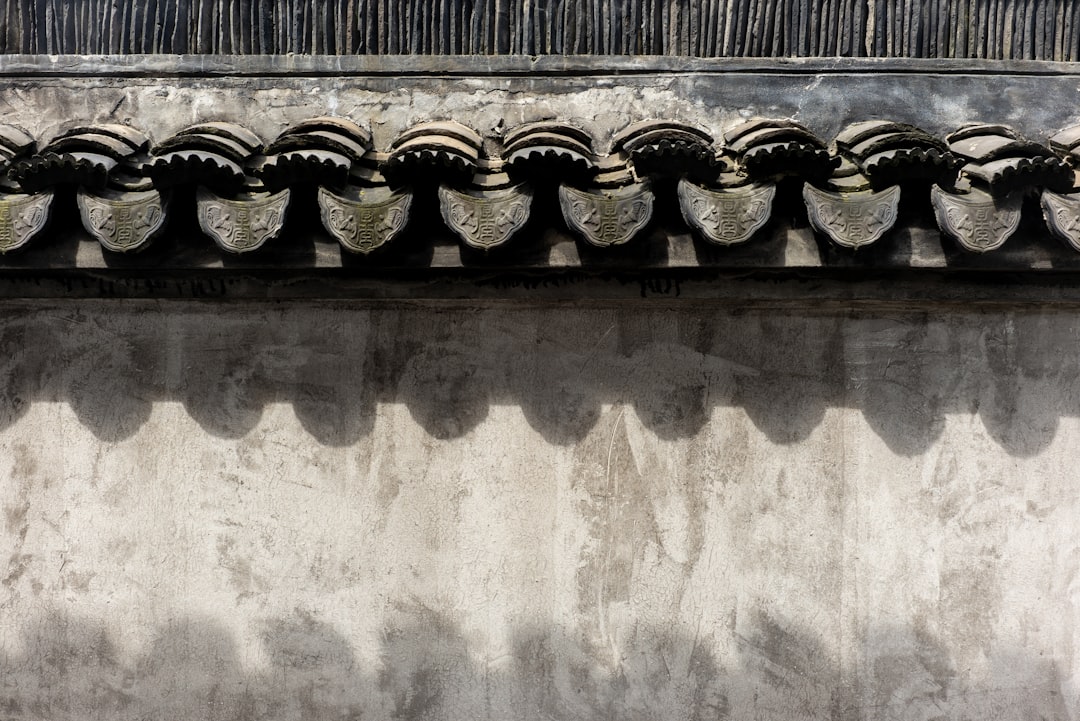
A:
438;184;532;250
678;180;775;246
0;191;53;253
803;184;901;249
318;186;413;254
558;182;653;248
196;188;291;253
1041;190;1080;252
931;185;1022;253
77;189;168;253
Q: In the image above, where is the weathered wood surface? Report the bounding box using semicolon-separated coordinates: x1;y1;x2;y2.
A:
1;0;1079;59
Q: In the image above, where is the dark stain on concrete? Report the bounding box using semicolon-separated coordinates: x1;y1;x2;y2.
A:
216;535;261;600
866;623;955;718
10;443;38;482
735;609;848;719
63;568;95;594
939;554;1005;659
4;501;29;543
262;613;357;673
2;553;32;588
508;622;727;721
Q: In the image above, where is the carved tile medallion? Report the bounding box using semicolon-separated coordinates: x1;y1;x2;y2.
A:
318;185;412;254
77;188;168;253
438;184;533;250
803;183;901;249
1041;190;1080;252
558;181;653;247
196;188;291;253
931;185;1022;253
677;179;775;246
0;191;53;253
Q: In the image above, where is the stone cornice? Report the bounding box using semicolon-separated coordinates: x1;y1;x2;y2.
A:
2;54;1080;77
2;55;1080;299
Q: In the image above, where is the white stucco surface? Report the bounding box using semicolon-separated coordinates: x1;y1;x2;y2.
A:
1;301;1077;720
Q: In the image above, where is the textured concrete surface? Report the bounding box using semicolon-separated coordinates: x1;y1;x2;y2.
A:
1;300;1079;720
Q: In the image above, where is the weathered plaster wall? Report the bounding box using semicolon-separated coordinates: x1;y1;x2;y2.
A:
4;57;1080;152
1;300;1078;720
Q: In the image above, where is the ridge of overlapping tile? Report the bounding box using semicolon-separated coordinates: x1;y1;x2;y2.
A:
3;116;1080;260
929;123;1074;252
1042;126;1080;252
801;120;961;249
0;124;50;252
675;118;836;248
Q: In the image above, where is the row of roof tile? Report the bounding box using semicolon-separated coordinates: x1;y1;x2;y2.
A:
1;116;1079;255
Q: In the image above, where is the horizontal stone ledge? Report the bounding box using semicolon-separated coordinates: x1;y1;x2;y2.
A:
7;267;1080;305
2;54;1080;78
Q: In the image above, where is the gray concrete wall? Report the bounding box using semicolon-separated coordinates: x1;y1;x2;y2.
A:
1;299;1079;720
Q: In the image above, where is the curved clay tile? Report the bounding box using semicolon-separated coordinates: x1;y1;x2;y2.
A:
13;153;111;192
926;124;1072;253
612;119;717;181
833;121;960;189
151;123;296;255
148;150;246;193
724;118;836;183
0;123;53;254
802;153;902;250
796;121;960;250
314;134;417;256
1049;125;1080;160
1040;125;1080;252
3;112;1080;260
0;124;35;158
10;124;151;192
49;124;149;153
946;124;1072;196
148;123;264;194
0;124;36;193
383;121;483;187
258;117;373;192
27;124;163;253
271;116;373;148
259;149;353;192
154;132;256;165
558;153;654;248
503;121;595;151
502;121;597;185
946;123;1020;143
391;121;483;152
169;122;264;154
